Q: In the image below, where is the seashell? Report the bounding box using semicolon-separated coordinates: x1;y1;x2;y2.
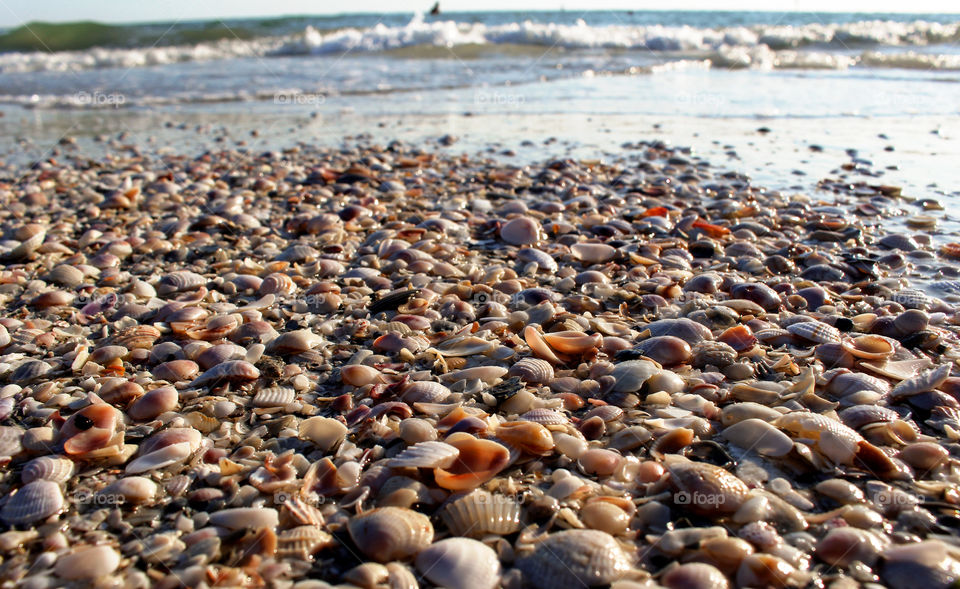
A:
188;360;259;388
898;442;949;471
860;358;932;381
276;244;320;262
441;489;522;537
54;545;121;580
735;554;797;589
1;480;63;525
633;336;692;366
11;360;52;383
520;408;567;426
259;272;296;296
838;404;900;430
3;227;45;260
415;537;501;589
663;455;749;514
442;366;509;384
435;336;495;357
391;440;460;469
109;325;161;349
500;216;542;245
267;329;323;354
152;359;199;383
299;417;347;451
402;380;452;403
209;507;279;530
126;428;201;474
578;448;624;477
22;455;75;484
58;402;124;459
643;318;713;345
508;357;554;383
97;476;157;504
815;527;885;567
0;425;23;459
890;363;951;400
342;364;385;386
31;290;74;309
518;247;558;272
721;419;793;457
495;421;554;455
277;525;334;561
434;433;510;491
571;242;616;263
253;386;296;408
774;411;863;465
157;271;206;295
881;540;960;589
195;343;245;370
128;386;179;421
518;529;631;589
662;563;730;589
542;330;602;355
825;369;891;397
581;499;632;535
786;320;841;344
523;326;562;364
610;359;660;393
348;507;433;562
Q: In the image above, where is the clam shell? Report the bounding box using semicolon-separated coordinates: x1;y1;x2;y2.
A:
721;418;794;457
11;361;52;384
610;359;660;393
109;325;161;349
500;216;541;245
508;357;554;383
188;360;260;388
520;408;568;426
267;329;323;354
391;441;459;469
22;455;75;484
253;386;297;408
259;272;296;296
97;476;157;504
1;480;63;525
54;545;121;580
786;320;841;344
434;433;511;491
348;507;434;562
209;507;279;530
571;242;616;263
402;380;452;403
841;335;895;360
663;454;749;514
517;247;558;272
441;489;522;537
276;244;319;262
415;537;501;589
435;336;495;357
157;270;206;295
518;529;632;589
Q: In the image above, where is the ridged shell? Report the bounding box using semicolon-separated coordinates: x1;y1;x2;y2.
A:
391;441;459;469
3;228;45;260
259;272;296;296
518;529;632;589
46;264;85;287
520;408;568;426
275;244;320;263
786;320;841;344
663;455;750;514
109;325;162;349
839;405;901;429
517;248;558;273
891;364;951;400
188;360;260;388
441;489;522;537
508;357;554;384
277;525;334;561
347;507;434;562
253;386;297;408
22;455;76;484
1;480;63;525
402;380;452;403
157;271;206;295
415;537;501;589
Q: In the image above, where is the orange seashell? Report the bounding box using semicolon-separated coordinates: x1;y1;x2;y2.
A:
523;326;562;364
941;242;960;259
642;206;668;217
437;407;487;432
58;402;124;459
718;325;757;353
434;433;510;491
692;219;730;238
341;364;384;387
494;421;554;455
542;331;602;355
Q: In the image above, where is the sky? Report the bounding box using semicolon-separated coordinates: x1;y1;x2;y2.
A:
1;0;959;27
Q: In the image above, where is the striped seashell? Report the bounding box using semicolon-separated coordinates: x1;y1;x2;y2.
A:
109;325;162;349
786;320;841;344
382;321;413;335
435;336;496;357
188;360;259;388
152;359;199;383
22;455;76;484
348;507;434;562
508;357;554;384
253;386;297;408
46;264;85;287
1;480;63;525
391;441;459;469
517;248;559;273
156;271;206;295
583;405;623;423
277;525;334;561
517;529;631;589
259;272;296;296
520;408;568;426
441;489;523;538
275;244;320;263
402;380;452;403
11;361;52;383
839;405;901;430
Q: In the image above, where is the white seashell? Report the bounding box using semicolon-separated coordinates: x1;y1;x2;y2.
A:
611;360;660;393
348;507;434;562
508;357;554;383
415;537;501;589
1;480;64;525
890;364;951;400
54;545;121;580
97;477;158;504
786;320;841;344
571;242;617;263
125;442;194;474
22;455;75;484
517;248;558;273
254;386;297;408
402;380;452;403
518;529;632;589
209;507;279;530
721;418;794;457
441;489;522;537
441;366;509;384
156;270;206;295
391;441;459;469
267;329;324;354
299;417;347;450
0;426;23;459
188;360;260;388
435;336;495;357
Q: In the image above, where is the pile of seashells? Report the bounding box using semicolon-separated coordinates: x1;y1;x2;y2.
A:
0;141;960;588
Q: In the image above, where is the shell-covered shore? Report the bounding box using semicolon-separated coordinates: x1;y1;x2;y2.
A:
1;141;960;588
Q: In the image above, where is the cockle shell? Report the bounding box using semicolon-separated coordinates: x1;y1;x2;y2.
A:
1;480;63;525
441;489;522;537
841;334;895;360
157;271;206;295
663;455;749;514
22;455;75;484
188;360;259;388
391;441;459;469
58;402;124;459
401;380;452;403
415;537;501;589
508;357;554;383
518;529;632;589
253;386;297;408
786;320;841;344
348;507;433;562
277;526;334;561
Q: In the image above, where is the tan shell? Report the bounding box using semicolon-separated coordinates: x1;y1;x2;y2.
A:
441;489;522;537
786;320;841;344
721;418;794;457
348;507;434;562
1;480;64;525
22;455;76;484
508;357;554;383
663;455;749;514
188;360;260;388
253;386;297;408
415;537;501;589
54;545;121;580
518;529;632;589
402;380;452;403
277;525;334;561
841;335;895;360
571;242;616;263
391;441;460;469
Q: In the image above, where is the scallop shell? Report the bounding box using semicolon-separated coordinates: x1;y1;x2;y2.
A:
401;380;452;403
277;525;334;561
663;454;749;514
786;320;841;344
390;441;459;469
1;480;63;525
415;537;501;589
22;455;76;484
109;325;162;349
253;386;297;408
441;489;522;537
520;408;568;426
157;271;206;295
518;529;632;589
347;507;434;562
45;265;86;287
188;360;260;388
508;357;554;384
